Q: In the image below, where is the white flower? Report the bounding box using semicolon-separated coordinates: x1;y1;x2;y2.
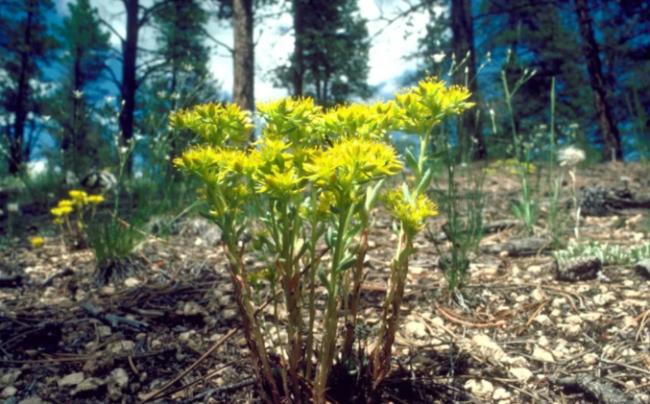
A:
105;96;115;104
432;52;446;63
73;89;83;99
156;90;166;98
7;202;19;213
559;146;586;167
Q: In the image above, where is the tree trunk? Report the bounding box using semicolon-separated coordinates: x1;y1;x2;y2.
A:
451;0;486;160
119;0;139;174
10;0;36;174
574;0;622;161
291;0;305;96
232;0;255;113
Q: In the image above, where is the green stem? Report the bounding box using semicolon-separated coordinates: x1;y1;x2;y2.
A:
313;202;354;404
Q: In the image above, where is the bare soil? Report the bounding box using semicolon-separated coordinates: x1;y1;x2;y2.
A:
1;162;649;403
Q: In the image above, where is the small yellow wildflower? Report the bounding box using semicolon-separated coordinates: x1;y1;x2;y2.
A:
69;189;88;204
170;103;254;147
257;97;323;146
394;77;474;135
86;194;105;204
256;165;305;198
384;189;438;235
304;139;402;194
51;205;73;217
30;236;45;248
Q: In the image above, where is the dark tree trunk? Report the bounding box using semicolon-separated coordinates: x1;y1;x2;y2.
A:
119;0;139;173
10;0;36;174
451;0;486;160
291;0;305;96
574;0;623;161
232;0;255;113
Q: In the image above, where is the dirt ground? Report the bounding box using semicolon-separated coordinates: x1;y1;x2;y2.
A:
1;162;649;403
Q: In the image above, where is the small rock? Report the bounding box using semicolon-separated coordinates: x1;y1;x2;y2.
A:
534;314;552;326
583;352;598;365
593;291;617;306
532;345;555;363
404;320;428;339
492;387;511;400
509;367;533;382
107;340;135;354
124;277;140;288
18;396;47;404
107;368;129;399
97;326;112;337
72;377;104;395
221;308;238;322
555;257;601;282
470;334;506;363
464;379;494;398
0;370;21;387
1;386;17;398
58;372;85;387
110;368;129;388
635;259;650;279
99;285;115;295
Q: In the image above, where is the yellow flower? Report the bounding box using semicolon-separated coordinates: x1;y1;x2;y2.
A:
256;165;305;198
51;206;73;217
394;77;474;135
304;139;402;195
30;236;45;248
174;146;255;185
257;97;323;146
384;189;438;234
318;101;397;141
57;199;75;208
86;194;105;204
170;103;254;147
69;189;88;205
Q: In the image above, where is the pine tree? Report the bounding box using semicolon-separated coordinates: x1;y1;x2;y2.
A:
0;0;58;174
140;0;220;177
278;0;371;105
47;0;111;176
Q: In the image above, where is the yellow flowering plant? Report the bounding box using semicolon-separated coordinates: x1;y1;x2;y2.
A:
51;189;104;248
173;78;472;403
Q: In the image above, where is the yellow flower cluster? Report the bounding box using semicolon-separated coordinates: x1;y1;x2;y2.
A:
384;189;438;234
304;139;402;196
173;77;473;216
51;190;104;219
319;102;398;141
170;103;254;147
394;79;473;135
257;98;323;146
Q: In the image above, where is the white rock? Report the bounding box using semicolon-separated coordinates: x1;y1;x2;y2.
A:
97;326;112;337
124;277;140;287
593;292;617;306
404;320;428;339
72;377;104;395
110;368;129;388
580;312;602;322
1;386;17;398
464;379;494;398
107;340;135;354
532;345;555;363
583;353;598;365
534;314;552;326
471;334;506;362
492;387;511;400
0;370;21;386
58;372;84;387
509;367;533;382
